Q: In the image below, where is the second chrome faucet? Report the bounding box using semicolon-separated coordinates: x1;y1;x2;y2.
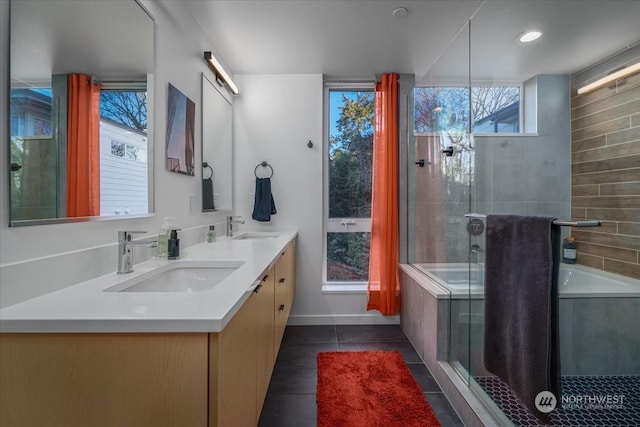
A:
226;216;245;237
117;231;158;274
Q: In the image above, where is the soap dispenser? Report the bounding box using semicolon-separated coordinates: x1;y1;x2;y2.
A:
562;235;577;264
157;217;173;260
168;229;180;260
207;225;217;243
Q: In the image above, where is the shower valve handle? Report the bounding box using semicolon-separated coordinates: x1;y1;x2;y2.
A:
442;147;454;157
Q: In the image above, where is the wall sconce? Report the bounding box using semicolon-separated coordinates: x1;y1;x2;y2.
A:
203;51;239;95
577;61;640;95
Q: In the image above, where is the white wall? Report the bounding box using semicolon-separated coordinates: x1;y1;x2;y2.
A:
0;0;231;307
1;1;399;323
233;74;398;325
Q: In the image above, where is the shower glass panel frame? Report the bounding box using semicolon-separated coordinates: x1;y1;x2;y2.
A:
409;21;474;386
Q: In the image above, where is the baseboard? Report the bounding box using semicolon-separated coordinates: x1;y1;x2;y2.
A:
287;314;400;326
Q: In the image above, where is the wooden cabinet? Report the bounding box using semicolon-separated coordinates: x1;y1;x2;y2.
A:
274;240;296;356
0;239;296;427
214;289;259;427
255;271;275;418
0;333;209;427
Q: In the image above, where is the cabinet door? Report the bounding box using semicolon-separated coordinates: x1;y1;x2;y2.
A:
255;271;275;418
217;293;259;427
274;240;296;355
0;334;208;427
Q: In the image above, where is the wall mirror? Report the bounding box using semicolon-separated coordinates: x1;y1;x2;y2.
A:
8;0;154;226
201;73;232;212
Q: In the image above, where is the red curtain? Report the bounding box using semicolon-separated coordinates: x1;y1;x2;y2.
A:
67;73;101;217
367;73;400;315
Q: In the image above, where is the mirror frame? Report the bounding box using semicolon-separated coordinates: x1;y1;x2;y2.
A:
7;0;155;227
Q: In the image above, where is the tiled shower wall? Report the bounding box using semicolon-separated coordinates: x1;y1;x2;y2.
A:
570;43;640;280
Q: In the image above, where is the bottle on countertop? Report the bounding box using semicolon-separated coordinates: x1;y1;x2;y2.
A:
562;236;577;264
168;229;180;260
207;225;217;243
157;217;173;260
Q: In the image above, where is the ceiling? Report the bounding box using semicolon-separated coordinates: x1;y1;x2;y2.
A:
184;0;640;84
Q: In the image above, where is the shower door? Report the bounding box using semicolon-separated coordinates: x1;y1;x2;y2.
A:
408;22;475;383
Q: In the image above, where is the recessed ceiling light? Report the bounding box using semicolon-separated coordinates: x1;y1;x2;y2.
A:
392;7;409;17
518;30;542;43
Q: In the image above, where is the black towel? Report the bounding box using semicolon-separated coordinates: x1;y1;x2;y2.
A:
251;177;277;222
483;214;561;424
202;177;215;211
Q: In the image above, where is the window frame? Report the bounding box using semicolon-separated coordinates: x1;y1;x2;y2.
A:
413;83;524;137
322;81;375;290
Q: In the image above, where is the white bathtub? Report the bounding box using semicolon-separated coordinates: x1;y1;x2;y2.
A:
412;263;640;299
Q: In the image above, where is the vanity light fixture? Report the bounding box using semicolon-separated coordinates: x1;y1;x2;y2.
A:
203;51;239;95
577;61;640;95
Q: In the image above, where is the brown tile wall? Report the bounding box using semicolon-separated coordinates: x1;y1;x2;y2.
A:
570;47;640;280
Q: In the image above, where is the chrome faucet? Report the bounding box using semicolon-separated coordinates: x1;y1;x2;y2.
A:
117;231;158;274
226;216;245;236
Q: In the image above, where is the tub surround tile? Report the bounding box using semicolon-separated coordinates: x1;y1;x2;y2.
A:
604;258;640;279
577;241;637;263
619;221;640;236
572;167;640;186
572;153;640;174
600;182;640;196
605;125;640;145
572;135;606;152
571;50;640;281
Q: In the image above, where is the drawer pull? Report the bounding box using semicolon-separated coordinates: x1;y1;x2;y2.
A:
279;304;285;311
262;275;269;282
253;284;263;294
278;278;285;284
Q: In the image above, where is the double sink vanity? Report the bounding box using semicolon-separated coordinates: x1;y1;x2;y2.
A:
0;230;297;427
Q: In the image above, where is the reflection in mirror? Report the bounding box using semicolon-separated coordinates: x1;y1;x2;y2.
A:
8;0;154;226
201;74;233;212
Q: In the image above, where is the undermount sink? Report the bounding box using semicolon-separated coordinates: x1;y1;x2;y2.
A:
233;232;280;240
104;260;244;293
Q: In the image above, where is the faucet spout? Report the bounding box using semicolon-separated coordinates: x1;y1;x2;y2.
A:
118;231;157;274
226;216;245;237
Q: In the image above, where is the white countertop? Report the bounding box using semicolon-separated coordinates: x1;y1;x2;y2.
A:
0;231;297;333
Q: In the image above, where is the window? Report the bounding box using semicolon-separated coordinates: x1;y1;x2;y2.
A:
98;85;148;216
414;86;520;134
324;83;374;286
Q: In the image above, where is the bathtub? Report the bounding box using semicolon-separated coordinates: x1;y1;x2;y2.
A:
406;262;640;376
413;262;640;299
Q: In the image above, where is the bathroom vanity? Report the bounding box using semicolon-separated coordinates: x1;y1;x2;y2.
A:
0;232;296;427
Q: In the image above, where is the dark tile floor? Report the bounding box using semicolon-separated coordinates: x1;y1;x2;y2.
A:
258;324;465;427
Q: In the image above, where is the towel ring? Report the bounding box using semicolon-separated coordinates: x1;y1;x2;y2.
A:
203;162;214;180
254;161;273;178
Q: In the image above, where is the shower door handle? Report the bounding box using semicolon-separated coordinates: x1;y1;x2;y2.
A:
10;163;22;171
441;147;454;157
415;159;430;167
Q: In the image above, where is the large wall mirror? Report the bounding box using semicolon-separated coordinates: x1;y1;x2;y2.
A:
201;74;232;212
8;0;154;226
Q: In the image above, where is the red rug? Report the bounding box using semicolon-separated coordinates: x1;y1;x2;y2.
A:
317;351;441;427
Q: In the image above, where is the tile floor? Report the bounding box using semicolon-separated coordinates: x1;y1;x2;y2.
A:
258;324;465;427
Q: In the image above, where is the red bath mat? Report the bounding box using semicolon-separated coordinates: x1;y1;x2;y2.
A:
317;351;441;427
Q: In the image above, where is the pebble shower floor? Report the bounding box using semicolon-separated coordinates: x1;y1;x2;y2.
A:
475;375;640;426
